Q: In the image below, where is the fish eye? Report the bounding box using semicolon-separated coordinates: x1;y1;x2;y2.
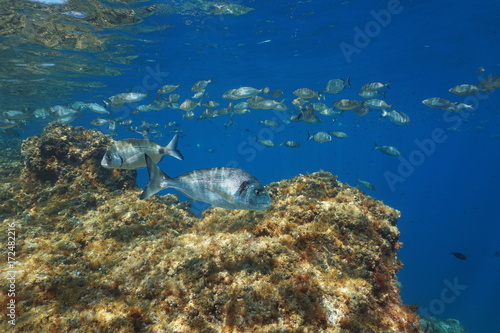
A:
254;188;264;196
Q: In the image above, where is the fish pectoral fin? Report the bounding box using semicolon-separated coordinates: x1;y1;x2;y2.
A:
123;152;144;166
206;186;235;203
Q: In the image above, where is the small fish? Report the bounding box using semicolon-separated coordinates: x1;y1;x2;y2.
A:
90;118;109;126
360;82;390;92
87;103;109;114
135;105;153;113
224;118;234;129
358;90;386;99
256;139;275;147
312;102;329;113
140;154;271;210
333;99;363;110
230;87;266;99
448;84;481;96
179;99;200;112
329;131;348;138
167;93;181;103
119;119;133;126
422;97;455;110
192;90;205;99
373;142;402;157
365;99;392;110
478;75;500;90
202;101;220;108
307;131;332;143
247;95;266;106
357;179;376;191
298;105;322;124
71;101;87;111
256;99;284;110
109;92;147;104
191;78;214;92
158;84;180;94
0;119;17;129
450;252;467;260
101;135;183;170
280;141;301;148
49;106;79;118
2;110;30;120
293;88;321;100
182;110;195;120
324;77;350;94
292;97;307;107
259;119;280;127
380;110;410;125
271;89;283;98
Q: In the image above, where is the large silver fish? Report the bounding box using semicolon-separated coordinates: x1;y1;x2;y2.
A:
101;134;183;170
141;155;271;210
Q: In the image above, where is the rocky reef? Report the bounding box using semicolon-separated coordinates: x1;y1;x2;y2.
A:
0;124;424;332
420;317;466;333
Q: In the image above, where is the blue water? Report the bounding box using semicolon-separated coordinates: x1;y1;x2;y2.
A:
6;0;500;331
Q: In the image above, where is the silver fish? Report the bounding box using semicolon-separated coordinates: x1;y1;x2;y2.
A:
380;110;410;125
2;110;30;120
324;77;350;94
293;88;321;99
360;82;390;92
448;84;480;96
357;179;376;191
101;134;183;170
90;118;109;126
180;99;200;112
373;142;401;157
158;84;180;94
0;119;17;129
307;131;332;142
256;139;275;147
140;154;271;210
280;141;301;148
230;87;265;99
329;131;348;138
49;105;79;118
87;103;109;114
333;99;363;110
422;98;454;109
191;78;214;92
259;119;280;127
109;92;147;104
478;75;500;90
364;99;392;110
358;90;386;99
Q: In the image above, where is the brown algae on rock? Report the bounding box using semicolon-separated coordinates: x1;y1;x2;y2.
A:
0;124;422;332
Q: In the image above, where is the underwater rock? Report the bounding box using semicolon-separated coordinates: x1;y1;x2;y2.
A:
0;124;422;332
20;123;135;188
420;317;467;333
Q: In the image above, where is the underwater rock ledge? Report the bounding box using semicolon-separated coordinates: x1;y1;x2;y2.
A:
0;124;422;332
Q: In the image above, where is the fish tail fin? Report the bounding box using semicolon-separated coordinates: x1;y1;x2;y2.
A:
209;77;215;84
346;76;351;87
307;131;312;140
163;134;184;160
386;81;391;89
373;141;378;150
140;154;171;200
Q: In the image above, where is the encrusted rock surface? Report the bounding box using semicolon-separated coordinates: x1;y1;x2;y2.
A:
0;124;423;332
